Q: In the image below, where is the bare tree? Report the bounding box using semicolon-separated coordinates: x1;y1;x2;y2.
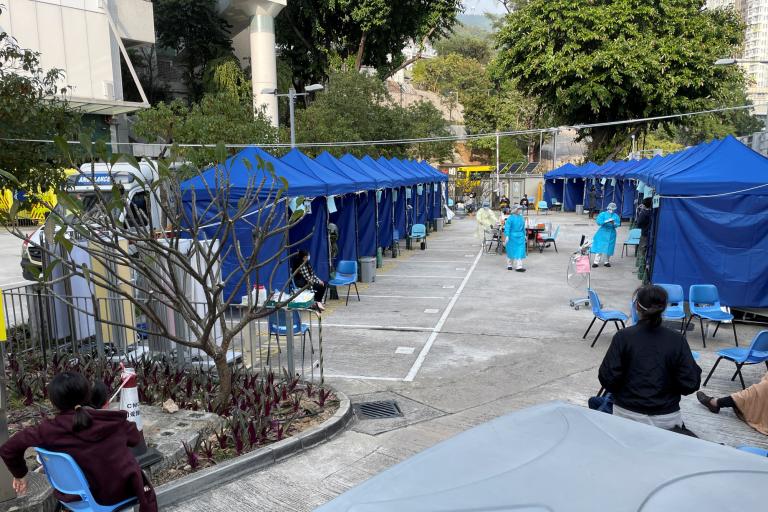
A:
2;140;309;410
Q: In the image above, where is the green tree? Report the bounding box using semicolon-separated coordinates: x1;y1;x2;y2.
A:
412;54;487;97
275;0;462;88
132;93;277;171
293;68;451;160
153;0;234;101
494;0;753;160
0;8;81;191
433;26;493;63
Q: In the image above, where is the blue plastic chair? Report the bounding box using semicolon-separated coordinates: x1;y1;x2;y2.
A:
409;223;427;250
35;447;138;512
583;289;628;347
537;200;549;214
621;228;641;257
268;309;313;366
738;446;768;457
540;225;560;253
685;284;738;348
655;283;687;333
703;330;768;389
327;260;360;305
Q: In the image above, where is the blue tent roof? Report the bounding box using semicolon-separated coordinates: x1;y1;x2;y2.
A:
634;137;768;195
280;149;361;196
376;157;418;186
182;146;325;199
340;154;395;188
314;151;378;191
544;163;577;179
392;158;431;183
418;161;449;182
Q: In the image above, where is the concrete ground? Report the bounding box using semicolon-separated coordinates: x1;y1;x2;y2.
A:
0;229;30;287
139;213;767;510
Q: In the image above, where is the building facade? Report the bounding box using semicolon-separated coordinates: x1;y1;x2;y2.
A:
0;0;155;148
707;0;768;116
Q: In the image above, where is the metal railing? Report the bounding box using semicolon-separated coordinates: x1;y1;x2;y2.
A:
1;281;323;383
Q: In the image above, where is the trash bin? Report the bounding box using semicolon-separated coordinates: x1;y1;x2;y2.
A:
359;256;376;283
435;218;445;231
575;204;584;215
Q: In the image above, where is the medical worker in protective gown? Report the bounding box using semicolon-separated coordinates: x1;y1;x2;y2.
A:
475;201;499;241
592;202;620;267
504;204;527;272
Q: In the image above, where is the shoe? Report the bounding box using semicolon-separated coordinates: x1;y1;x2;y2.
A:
507;266;513;271
604;263;611;267
515;268;526;272
592;263;598;268
316;302;326;312
696;391;720;413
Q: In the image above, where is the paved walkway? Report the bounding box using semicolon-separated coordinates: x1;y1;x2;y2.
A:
168;212;766;511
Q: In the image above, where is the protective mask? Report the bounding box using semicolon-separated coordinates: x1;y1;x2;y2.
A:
307;255;311;262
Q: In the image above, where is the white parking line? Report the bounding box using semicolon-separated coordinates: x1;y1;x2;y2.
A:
357;295;447;299
404;247;483;382
377;275;464;279
324;374;404;381
322;323;435;332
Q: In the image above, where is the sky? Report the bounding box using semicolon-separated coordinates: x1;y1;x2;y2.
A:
463;0;507;15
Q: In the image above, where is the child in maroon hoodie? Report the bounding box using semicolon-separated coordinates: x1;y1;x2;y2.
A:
0;372;157;511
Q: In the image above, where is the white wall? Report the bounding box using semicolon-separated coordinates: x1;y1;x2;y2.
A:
0;0;151;103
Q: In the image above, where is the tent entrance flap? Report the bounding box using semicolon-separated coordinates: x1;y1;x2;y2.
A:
329;195;358;266
378;189;394;249
289;197;330;282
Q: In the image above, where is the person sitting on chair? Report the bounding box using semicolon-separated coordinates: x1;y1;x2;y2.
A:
519;196;530;214
697;373;768;436
291;249;326;311
598;285;701;432
0;372;157;511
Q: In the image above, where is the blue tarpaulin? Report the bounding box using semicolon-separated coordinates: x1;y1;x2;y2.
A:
357;191;377;257
394;186;407;238
330;194;358;264
646;136;768;307
289;197;330;282
378;188;394;248
182;147;327;299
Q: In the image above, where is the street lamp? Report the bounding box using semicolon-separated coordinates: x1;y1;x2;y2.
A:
261;83;325;147
715;58;768;65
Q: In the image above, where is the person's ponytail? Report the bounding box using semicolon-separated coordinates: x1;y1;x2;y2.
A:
72;404;93;432
635;285;668;328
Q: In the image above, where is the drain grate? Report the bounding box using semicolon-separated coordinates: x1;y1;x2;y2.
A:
354;400;403;420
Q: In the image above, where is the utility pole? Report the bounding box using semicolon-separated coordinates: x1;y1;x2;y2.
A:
288;88;297;148
552;129;558;170
495;132;500;206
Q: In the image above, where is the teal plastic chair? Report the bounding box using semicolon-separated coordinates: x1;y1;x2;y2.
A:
35;447;138;511
409;223;427;250
537;200;549;214
703;330;768;389
621;229;641;257
685;284;738;348
328;260;360;305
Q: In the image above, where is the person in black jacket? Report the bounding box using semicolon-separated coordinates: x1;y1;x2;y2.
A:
635;197;653;282
598;285;701;431
290;250;326;311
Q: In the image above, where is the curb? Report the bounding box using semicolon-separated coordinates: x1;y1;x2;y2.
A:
155;390;353;508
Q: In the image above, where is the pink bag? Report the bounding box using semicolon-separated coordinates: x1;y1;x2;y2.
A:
575;255;591;274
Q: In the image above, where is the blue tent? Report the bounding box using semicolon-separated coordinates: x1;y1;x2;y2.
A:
182;147;328;299
641;136;768;307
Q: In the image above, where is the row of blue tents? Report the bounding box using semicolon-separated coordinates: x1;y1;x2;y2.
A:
181;147;448;300
544;136;768;308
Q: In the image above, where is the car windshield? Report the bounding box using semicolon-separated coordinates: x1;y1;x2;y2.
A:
54;192;120;223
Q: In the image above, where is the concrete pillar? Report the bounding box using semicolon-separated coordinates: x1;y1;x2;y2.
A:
250;13;279;127
219;1;285;125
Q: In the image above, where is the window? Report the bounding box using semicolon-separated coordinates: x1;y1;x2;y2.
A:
127;192;151;228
